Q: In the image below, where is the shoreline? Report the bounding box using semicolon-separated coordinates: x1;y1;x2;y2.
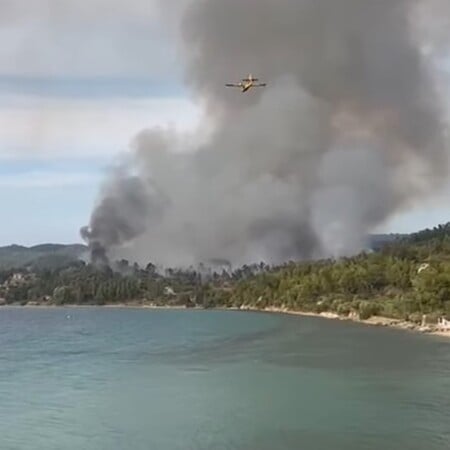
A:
2;302;449;339
237;306;450;338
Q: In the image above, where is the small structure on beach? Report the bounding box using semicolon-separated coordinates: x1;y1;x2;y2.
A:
421;314;450;331
437;317;450;331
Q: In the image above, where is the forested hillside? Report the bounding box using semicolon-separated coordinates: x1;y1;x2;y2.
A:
226;223;450;322
0;223;449;324
0;244;87;270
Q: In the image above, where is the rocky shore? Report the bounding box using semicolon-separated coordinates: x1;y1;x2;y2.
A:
236;305;450;338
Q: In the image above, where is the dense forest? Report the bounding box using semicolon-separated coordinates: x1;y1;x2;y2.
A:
1;223;449;324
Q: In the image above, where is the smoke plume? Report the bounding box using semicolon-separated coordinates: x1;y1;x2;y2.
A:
81;0;449;268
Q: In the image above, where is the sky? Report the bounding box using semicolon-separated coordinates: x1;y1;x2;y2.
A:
0;0;449;246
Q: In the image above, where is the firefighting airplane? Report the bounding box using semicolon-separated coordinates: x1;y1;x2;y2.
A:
225;74;267;92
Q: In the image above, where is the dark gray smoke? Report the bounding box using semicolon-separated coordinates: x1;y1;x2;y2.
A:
81;0;449;268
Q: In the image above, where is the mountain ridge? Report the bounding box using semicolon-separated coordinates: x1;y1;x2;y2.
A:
0;243;87;270
0;230;431;270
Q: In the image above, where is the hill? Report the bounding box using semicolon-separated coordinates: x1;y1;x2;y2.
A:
0;244;87;270
0;233;398;270
221;223;450;323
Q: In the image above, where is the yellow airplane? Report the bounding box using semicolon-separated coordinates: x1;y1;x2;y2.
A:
225;74;267;92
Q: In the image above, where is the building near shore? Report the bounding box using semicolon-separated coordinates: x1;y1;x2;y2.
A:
437;317;450;331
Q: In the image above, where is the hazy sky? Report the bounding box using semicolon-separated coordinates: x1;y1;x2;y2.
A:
0;0;448;246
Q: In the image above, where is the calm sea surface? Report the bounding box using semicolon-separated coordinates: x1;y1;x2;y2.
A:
0;308;449;450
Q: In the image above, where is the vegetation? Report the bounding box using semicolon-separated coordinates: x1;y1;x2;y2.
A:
0;223;449;324
0;244;87;270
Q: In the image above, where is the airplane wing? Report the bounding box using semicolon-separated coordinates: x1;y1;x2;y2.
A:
225;83;241;87
255;83;267;87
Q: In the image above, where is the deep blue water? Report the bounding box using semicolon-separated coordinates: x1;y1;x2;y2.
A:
0;307;449;450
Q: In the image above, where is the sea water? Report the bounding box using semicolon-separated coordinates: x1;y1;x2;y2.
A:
0;307;449;450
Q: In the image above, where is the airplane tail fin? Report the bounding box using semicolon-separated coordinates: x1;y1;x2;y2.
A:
242;73;258;82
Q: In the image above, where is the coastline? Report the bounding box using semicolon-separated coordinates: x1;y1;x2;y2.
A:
2;302;449;339
237;305;450;338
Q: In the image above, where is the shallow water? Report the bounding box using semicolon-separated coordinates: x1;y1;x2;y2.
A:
0;307;449;450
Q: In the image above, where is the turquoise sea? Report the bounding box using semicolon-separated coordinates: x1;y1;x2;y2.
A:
0;308;449;450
